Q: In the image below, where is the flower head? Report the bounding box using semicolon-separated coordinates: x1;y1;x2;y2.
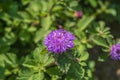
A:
74;11;83;18
110;43;120;60
44;29;75;53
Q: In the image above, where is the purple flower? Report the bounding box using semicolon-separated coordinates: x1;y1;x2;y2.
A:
74;11;83;18
110;43;120;60
44;29;75;53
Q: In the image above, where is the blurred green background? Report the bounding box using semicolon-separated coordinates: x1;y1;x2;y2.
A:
0;0;120;80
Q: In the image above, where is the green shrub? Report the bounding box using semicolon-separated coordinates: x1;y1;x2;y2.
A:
0;0;119;80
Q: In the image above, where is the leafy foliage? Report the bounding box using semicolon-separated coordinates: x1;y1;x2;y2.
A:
0;0;119;80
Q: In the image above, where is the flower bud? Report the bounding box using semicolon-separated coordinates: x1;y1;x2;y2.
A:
74;11;83;18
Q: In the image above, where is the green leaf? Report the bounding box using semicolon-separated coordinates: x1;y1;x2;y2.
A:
0;13;12;25
2;32;16;45
28;26;37;32
80;52;89;61
41;15;52;30
32;47;54;66
0;66;5;80
17;69;44;80
22;0;31;5
52;5;63;12
66;62;84;79
77;44;86;53
40;1;48;12
46;67;61;76
47;0;56;11
34;28;50;43
98;53;109;62
56;54;71;73
23;47;54;69
88;61;95;69
69;1;78;8
87;70;92;78
28;0;42;12
92;36;109;48
77;16;95;31
0;53;17;67
106;9;116;16
18;12;33;23
0;55;5;67
88;0;97;8
106;37;113;47
19;30;31;42
4;53;17;67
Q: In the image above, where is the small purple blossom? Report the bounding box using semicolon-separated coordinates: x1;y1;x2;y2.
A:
110;43;120;60
44;29;75;53
74;11;83;18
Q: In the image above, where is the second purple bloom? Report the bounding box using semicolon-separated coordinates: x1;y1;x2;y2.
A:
110;43;120;60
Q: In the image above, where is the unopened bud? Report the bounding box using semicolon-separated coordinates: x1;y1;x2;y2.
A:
74;11;83;18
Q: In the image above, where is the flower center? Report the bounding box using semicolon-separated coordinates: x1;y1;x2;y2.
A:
56;35;62;39
116;49;120;54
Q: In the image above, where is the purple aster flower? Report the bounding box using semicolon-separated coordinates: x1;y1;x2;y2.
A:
44;29;75;53
110;43;120;60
